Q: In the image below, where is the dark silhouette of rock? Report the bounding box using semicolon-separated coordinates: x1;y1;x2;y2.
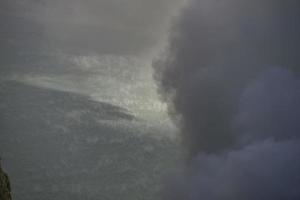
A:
0;159;12;200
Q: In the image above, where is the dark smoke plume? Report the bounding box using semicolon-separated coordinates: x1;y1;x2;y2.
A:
154;0;300;199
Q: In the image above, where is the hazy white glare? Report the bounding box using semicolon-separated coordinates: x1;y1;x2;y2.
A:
11;54;173;132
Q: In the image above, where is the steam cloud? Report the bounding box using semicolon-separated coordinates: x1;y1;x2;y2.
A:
154;0;300;199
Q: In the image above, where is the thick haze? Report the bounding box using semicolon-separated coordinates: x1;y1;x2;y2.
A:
0;1;187;200
3;0;300;199
1;0;186;123
1;0;183;55
154;0;300;199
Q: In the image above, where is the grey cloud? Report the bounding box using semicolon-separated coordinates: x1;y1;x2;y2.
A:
234;68;300;145
163;139;300;200
154;0;300;199
154;0;300;156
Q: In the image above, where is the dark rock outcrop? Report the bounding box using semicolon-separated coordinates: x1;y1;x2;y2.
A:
0;163;12;200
